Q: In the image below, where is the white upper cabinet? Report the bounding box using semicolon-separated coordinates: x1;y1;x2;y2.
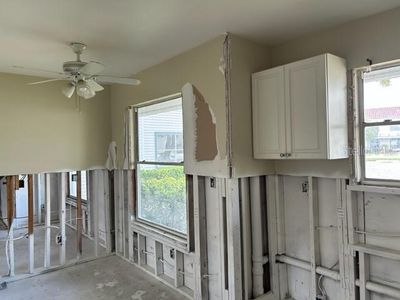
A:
252;54;348;160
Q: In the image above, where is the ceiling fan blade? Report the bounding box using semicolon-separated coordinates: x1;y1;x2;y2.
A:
13;65;65;76
85;78;104;92
28;78;66;85
96;76;141;86
80;61;105;75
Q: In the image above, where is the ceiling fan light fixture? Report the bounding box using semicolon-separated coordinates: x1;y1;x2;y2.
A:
77;81;95;99
62;83;75;98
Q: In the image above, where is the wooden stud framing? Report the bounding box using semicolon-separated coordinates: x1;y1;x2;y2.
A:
193;175;209;300
359;252;370;300
6;176;15;276
336;179;347;299
240;178;252;300
308;177;320;299
59;173;67;265
28;174;35;273
7;176;14;228
275;175;288;299
226;178;243;300
128;170;134;261
266;175;280;299
155;240;164;276
76;171;82;257
93;170;99;257
346;188;358;299
175;250;184;288
103;170;112;253
138;234;147;267
44;173;51;268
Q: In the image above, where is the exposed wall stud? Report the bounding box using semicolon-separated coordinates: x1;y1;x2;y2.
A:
193;175;209;299
28;174;35;273
44;173;51;268
6;176;16;276
59;172;67;265
76;171;82;257
308;176;320;299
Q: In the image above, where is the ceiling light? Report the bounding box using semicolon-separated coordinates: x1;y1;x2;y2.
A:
62;83;75;98
76;81;96;99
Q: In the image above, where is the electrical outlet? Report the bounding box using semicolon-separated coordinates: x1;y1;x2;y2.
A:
170;248;175;259
210;177;216;188
302;181;308;193
55;234;63;245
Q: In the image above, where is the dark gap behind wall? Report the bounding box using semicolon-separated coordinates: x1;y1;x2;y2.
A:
260;176;271;292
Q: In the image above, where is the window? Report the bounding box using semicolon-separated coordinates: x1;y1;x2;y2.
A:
360;64;400;181
68;171;88;200
136;97;186;234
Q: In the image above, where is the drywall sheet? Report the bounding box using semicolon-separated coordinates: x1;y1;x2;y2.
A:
228;34;275;177
0;73;111;176
182;83;227;176
110;35;228;177
192;86;218;161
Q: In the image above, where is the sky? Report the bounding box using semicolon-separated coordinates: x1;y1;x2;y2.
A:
364;75;400;109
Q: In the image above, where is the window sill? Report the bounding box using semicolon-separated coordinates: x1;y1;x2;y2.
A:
131;220;189;253
66;197;88;207
347;183;400;195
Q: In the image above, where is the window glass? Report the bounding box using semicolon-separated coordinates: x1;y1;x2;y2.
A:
137;164;186;233
68;171;87;200
138;98;183;163
137;97;186;234
365;125;400;180
363;66;400;123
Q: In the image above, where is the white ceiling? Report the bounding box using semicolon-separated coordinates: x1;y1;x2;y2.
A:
0;0;399;78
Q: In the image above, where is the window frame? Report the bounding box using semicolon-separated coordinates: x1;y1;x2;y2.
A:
133;93;188;239
67;171;89;202
356;60;400;186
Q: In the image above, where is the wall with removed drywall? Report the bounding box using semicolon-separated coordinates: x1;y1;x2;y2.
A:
110;36;228;177
0;73;111;176
269;7;400;178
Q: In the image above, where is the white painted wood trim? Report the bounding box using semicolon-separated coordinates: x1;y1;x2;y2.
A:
193;175;209;300
44;173;51;268
266;176;280;298
308;176;320;299
226;178;243;300
59;173;66;265
275;175;288;299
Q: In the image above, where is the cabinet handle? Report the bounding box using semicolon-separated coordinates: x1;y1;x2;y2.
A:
286;153;292;157
280;153;285;158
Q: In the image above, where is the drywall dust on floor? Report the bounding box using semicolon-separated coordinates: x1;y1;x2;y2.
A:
0;255;187;300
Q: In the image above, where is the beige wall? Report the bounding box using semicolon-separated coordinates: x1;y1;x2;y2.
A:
0;73;111;176
269;7;400;178
229;35;275;177
110;36;229;177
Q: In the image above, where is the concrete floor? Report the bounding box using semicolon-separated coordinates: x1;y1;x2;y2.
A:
0;255;188;300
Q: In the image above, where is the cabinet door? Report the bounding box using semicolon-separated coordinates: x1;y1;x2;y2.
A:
285;56;327;159
252;67;286;159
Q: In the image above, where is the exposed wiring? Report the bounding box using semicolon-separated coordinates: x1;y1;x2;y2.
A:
318;260;339;299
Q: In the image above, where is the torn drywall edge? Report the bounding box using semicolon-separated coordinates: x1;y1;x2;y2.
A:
192;86;218;161
182;83;229;176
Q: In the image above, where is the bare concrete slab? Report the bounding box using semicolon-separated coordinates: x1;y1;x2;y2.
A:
0;255;188;300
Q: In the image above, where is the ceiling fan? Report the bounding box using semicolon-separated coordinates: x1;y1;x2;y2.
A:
22;42;141;99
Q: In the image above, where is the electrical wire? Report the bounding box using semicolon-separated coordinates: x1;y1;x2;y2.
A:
318;260;339;299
